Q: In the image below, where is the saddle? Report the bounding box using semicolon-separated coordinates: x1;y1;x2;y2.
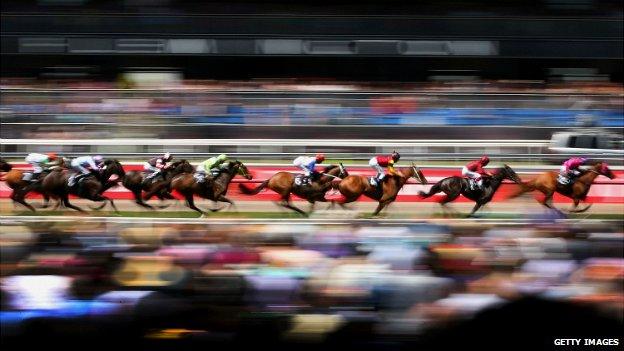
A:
557;174;577;188
369;176;380;187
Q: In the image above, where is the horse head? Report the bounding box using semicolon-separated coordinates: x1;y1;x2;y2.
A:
102;159;125;183
232;161;253;180
593;162;615;179
323;164;349;178
409;162;427;184
171;159;194;174
498;164;522;184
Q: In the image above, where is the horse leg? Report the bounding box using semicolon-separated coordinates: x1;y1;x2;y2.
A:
467;201;484;218
438;192;460;217
568;198;593;213
38;194;50;209
62;195;85;213
10;190;36;212
216;195;237;212
372;198;393;216
184;194;205;216
133;189;154;209
93;194;119;213
278;194;307;216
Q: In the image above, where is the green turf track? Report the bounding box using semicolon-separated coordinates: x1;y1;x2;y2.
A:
5;210;623;220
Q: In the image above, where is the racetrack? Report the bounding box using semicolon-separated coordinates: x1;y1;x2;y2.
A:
2;198;623;220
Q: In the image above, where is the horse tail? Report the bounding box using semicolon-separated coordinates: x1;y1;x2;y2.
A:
238;179;269;195
418;181;441;198
509;179;535;199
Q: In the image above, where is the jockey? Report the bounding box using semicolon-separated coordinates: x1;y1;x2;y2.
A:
293;154;325;183
369;151;400;185
144;152;172;181
68;155;105;186
195;154;229;183
560;157;588;183
462;156;492;190
24;152;59;181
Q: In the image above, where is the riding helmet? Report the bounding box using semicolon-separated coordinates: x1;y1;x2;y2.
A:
480;156;490;165
163;152;172;161
392;151;401;161
46;152;58;160
316;154;325;162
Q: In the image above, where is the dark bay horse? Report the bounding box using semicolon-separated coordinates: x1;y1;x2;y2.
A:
418;165;522;217
510;161;615;213
238;164;348;215
41;159;125;212
4;158;68;211
171;160;252;216
333;164;426;216
122;160;194;209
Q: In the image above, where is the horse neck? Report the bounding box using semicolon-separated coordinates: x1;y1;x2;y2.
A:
320;167;341;182
488;172;507;191
217;166;237;184
397;168;414;186
578;169;600;185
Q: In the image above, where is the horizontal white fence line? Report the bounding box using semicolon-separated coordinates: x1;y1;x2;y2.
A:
1;138;549;147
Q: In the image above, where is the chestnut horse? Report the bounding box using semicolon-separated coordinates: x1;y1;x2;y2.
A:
511;161;615;213
332;163;426;216
4;158;67;211
171;160;252;216
238;164;348;215
418;165;522;217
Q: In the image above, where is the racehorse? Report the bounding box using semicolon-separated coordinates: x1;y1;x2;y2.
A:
4;158;68;212
418;165;522;217
171;160;252;216
41;159;125;212
510;161;615;213
332;163;426;216
122;160;194;209
238;164;348;215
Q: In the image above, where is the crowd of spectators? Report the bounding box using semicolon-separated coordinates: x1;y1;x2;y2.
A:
1;219;622;350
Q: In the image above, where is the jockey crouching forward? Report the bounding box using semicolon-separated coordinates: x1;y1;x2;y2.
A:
369;151;400;186
462;156;492;190
68;155;104;186
195;154;229;183
293;154;325;185
559;157;588;184
24;152;59;182
144;152;172;183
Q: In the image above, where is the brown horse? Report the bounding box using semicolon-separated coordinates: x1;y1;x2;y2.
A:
41;159;125;213
4;158;68;211
238;164;348;215
122;160;194;209
418;165;522;217
171;160;252;216
332;163;426;216
511;161;616;213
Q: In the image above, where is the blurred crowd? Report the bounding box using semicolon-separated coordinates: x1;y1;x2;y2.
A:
1;219;622;349
2;78;622;138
